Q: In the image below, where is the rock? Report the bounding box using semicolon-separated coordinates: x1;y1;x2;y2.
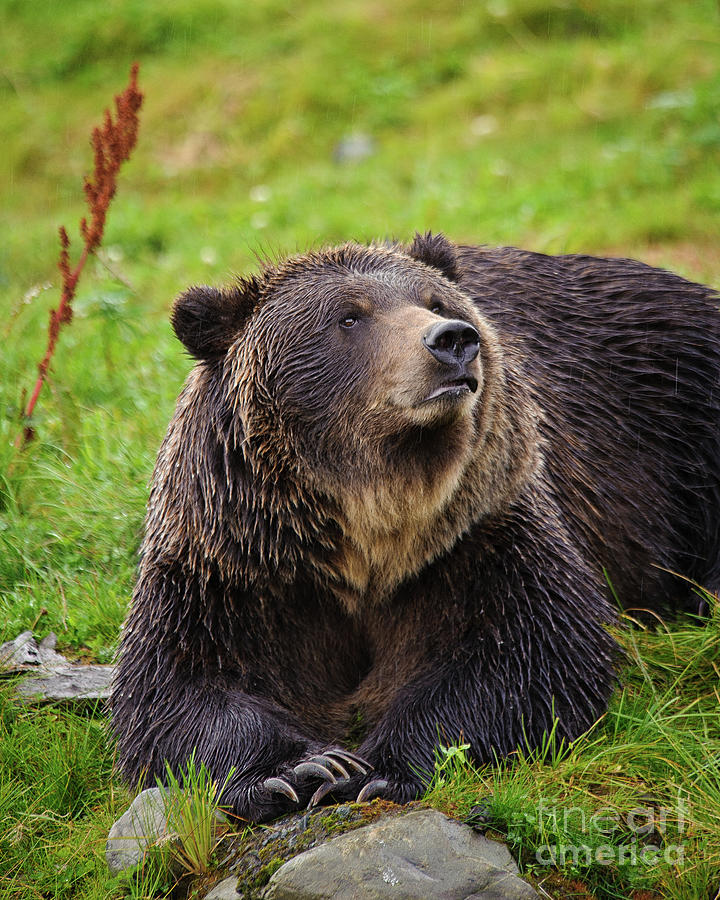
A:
39;632;58;650
333;132;375;164
0;631;66;671
15;663;113;702
106;788;170;876
107;797;537;898
0;630;113;704
204;876;242;899
0;631;40;668
262;808;537;899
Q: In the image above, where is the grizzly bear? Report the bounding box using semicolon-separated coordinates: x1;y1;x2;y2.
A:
111;233;720;822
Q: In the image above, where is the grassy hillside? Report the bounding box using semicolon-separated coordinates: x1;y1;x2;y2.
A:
0;1;719;897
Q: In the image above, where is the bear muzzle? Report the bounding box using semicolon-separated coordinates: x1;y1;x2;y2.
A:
422;319;481;367
420;319;481;404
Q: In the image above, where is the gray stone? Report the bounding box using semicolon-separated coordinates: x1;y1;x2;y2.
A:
0;631;113;704
204;876;242;899
16;663;113;702
333;132;375;164
39;632;58;650
106;788;170;876
0;631;66;671
262;809;537;899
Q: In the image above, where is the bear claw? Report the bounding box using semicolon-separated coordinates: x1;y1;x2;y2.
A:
263;776;299;804
356;779;388;802
308;754;350;779
307;779;338;809
294;760;337;782
323;748;372;775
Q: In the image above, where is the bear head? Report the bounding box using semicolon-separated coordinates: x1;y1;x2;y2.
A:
168;233;538;602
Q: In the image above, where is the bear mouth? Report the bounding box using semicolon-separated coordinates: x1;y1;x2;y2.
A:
419;376;479;405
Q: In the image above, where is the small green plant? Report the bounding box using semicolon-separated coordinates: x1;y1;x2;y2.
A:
423;739;480;808
434;741;472;780
159;753;234;877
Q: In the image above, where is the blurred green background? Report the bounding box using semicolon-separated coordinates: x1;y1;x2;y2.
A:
3;0;720;293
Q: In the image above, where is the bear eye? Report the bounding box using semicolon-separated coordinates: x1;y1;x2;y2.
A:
430;300;444;315
339;314;358;329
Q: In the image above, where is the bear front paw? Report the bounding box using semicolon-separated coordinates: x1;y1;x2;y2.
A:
260;747;372;813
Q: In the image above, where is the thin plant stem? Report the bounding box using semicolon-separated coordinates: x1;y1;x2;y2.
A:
16;63;143;447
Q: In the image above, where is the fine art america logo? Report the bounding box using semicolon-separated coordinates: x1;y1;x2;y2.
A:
533;795;688;867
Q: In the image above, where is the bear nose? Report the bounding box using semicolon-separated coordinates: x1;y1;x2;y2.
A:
422;319;481;367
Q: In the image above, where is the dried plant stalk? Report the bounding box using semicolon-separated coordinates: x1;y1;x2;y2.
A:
16;64;143;447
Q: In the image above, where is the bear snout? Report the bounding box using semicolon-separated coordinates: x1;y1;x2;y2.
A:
422;319;480;368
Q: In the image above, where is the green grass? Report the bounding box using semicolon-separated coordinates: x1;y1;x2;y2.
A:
1;0;719;896
161;753;234;878
0;683;130;898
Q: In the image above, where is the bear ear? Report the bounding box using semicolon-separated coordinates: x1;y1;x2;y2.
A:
171;276;261;360
407;231;457;282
